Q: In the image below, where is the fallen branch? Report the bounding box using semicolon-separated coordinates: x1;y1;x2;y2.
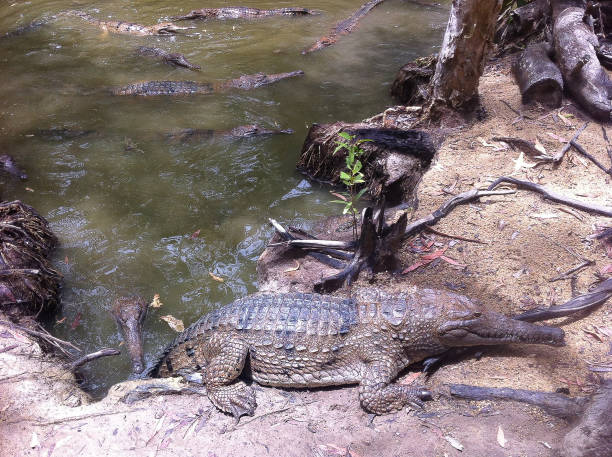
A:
570;140;612;176
0;320;80;352
487;177;612;217
403;189;516;240
553;122;589;163
449;384;588;419
68;348;120;372
513;278;612;322
492;136;552;160
268;218;349;269
424;226;488;244
548;259;594;281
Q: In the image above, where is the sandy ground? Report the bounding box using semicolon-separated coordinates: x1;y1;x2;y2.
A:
2;56;611;457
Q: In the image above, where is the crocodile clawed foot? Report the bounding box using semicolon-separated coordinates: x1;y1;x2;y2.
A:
406;385;433;410
229;389;257;422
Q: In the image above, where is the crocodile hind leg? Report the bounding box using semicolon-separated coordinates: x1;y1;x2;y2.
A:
358;358;431;414
202;332;256;420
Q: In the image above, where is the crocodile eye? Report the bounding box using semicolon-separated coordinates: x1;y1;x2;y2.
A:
473;312;482;318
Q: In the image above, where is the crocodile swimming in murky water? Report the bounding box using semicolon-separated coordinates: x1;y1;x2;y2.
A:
172;6;319;21
136;47;201;70
112;288;565;419
63;10;192;36
112;70;304;96
165;124;294;141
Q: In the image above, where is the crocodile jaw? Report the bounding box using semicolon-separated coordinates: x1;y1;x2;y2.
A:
437;311;565;347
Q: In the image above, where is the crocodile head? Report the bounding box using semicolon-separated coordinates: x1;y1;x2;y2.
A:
153;23;194;35
111;296;148;375
436;308;565;347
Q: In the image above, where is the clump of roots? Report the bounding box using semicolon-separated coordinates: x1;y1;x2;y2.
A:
0;200;62;318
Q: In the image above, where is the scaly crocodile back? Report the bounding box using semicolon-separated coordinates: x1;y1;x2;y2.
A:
149;292;358;377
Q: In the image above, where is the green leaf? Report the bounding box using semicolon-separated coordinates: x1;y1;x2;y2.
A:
353;160;362;173
339;171;351;181
353;178;366;184
330;200;347;205
338;132;352;140
357;138;373;144
342;205;350;214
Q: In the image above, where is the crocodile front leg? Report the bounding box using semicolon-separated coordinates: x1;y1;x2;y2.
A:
358;358;431;414
203;332;256;420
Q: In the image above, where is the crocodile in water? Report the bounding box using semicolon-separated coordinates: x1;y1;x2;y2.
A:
165;124;294;141
63;11;192;36
112;70;304;96
143;289;564;419
136;47;201;70
172;7;319;21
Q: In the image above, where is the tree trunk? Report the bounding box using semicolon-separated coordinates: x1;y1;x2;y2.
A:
430;0;503;113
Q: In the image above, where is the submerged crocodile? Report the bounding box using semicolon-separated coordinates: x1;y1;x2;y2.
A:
110;289;566;419
111;297;148;375
302;0;386;54
112;70;304;96
166;124;294;141
172;7;319;21
63;10;191;36
0;154;27;180
136;47;201;70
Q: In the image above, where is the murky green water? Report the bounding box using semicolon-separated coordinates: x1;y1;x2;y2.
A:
0;0;449;394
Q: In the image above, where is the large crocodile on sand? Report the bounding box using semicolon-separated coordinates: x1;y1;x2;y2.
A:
112;70;304;96
63;10;191;36
172;7;319;21
111;289;566;419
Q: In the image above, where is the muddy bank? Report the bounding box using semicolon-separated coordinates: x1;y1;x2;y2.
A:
2;54;612;456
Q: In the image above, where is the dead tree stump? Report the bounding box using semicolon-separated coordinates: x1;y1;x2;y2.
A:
297;122;435;205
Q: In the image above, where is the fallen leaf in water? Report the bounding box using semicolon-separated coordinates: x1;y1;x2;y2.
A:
190;229;201;239
71;312;82;330
64;256;69;264
444;435;464;451
284;261;300;273
25;187;34;192
56;317;66;324
209;272;224;282
539;441;552;449
118;341;124;347
497;425;507;448
160;315;184;332
150;293;163;308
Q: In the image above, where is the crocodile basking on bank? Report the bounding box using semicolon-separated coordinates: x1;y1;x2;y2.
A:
112;70;304;96
172;7;319;21
63;10;191;36
113;288;565;419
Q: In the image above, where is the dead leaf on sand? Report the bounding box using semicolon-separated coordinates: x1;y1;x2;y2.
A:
284;261;300;273
496;425;507;448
